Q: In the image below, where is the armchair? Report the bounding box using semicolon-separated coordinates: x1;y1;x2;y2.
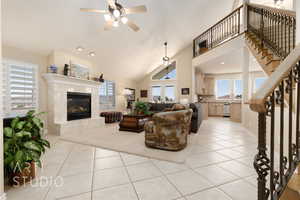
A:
144;109;193;151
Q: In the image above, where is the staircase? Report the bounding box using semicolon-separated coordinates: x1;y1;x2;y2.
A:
245;32;281;75
246;3;300;200
193;4;300;200
193;3;300;200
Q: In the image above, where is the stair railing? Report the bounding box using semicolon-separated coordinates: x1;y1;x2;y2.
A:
193;5;244;58
247;3;296;59
250;31;300;200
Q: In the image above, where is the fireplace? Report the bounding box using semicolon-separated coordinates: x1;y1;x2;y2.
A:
67;92;91;121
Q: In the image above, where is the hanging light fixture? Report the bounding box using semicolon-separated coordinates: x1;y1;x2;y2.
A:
162;42;170;66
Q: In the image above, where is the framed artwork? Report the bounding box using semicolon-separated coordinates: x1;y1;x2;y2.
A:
70;62;90;79
181;88;190;95
140;90;148;98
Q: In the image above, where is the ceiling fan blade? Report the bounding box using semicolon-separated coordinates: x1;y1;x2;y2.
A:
107;0;116;8
104;20;113;31
127;20;140;32
80;8;108;14
124;5;147;14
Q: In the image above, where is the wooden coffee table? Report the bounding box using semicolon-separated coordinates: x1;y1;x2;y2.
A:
119;114;151;133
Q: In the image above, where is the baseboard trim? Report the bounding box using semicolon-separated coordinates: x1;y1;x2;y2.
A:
0;193;6;200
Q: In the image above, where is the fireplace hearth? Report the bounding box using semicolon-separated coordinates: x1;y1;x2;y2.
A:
67;92;91;121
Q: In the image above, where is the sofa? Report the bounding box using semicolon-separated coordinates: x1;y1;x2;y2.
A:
189;103;203;133
148;103;174;113
144;109;193;151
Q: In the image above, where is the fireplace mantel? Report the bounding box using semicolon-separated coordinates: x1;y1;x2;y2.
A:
43;73;104;135
43;73;101;87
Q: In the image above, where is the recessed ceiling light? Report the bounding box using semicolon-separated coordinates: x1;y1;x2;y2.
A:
76;46;84;52
221;62;225;65
88;52;96;57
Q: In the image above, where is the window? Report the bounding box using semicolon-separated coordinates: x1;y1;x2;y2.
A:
164;85;175;102
152;62;176;80
3;61;38;118
151;86;162;102
216;79;243;100
216;80;231;99
99;80;115;110
151;85;176;103
254;77;267;92
234;80;243;99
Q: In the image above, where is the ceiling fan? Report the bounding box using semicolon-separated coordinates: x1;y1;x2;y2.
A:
80;0;147;32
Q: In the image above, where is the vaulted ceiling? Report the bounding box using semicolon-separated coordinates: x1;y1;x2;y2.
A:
2;0;235;80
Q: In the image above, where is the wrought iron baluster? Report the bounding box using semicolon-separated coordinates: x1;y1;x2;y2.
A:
255;113;270;200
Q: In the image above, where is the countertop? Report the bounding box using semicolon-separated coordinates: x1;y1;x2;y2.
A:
198;100;242;104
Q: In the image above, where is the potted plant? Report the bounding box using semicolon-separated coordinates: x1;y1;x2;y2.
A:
134;101;151;116
3;110;50;186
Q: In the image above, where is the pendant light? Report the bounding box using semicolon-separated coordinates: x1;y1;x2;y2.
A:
162;42;170;66
274;0;284;7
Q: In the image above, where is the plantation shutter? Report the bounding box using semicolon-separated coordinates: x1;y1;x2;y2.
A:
3;61;38;118
99;80;116;110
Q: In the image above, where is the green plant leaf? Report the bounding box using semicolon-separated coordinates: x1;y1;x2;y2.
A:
25;122;33;129
32;117;42;129
11;117;19;129
15;131;24;138
4;127;13;138
4;154;14;165
15;151;24;162
35;160;42;168
16;121;26;130
40;139;50;148
22;131;32;137
27;110;35;117
4;140;11;152
24;141;41;152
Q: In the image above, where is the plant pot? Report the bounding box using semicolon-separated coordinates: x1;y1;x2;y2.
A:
10;162;36;186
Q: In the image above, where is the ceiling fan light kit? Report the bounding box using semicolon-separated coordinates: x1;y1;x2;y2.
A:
80;0;147;32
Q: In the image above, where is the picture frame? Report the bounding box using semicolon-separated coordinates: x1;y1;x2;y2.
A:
70;61;90;79
181;88;190;95
140;90;148;98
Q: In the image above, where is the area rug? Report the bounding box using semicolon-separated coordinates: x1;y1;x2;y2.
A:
60;124;200;163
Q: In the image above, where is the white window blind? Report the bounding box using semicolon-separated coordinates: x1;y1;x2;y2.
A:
99;80;116;110
3;61;38;118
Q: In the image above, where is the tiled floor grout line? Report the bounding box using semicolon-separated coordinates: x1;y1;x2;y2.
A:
43;144;77;200
90;148;97;200
7;119;260;200
119;153;141;200
149;159;186;199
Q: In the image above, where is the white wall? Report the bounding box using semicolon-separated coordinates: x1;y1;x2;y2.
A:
0;0;5;198
250;0;294;10
3;45;48;129
48;50;137;111
137;45;193;103
2;47;137;134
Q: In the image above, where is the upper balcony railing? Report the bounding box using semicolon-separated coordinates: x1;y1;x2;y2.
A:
193;5;244;58
247;3;296;59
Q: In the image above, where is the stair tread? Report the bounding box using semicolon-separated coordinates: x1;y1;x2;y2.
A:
288;174;300;192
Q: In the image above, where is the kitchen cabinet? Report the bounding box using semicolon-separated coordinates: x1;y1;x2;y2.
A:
195;71;205;95
204;77;215;95
200;103;208;120
230;103;242;122
208;102;224;117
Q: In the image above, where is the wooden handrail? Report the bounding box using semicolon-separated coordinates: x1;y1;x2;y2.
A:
250;44;300;113
248;3;296;17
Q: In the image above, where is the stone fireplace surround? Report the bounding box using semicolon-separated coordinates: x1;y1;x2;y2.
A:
43;73;104;135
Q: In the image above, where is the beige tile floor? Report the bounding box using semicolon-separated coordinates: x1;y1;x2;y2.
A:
5;118;258;200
